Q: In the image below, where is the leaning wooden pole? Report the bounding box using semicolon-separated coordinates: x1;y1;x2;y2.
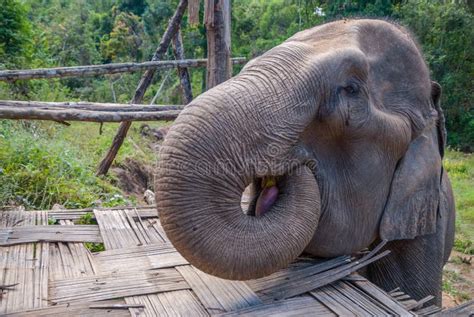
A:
96;0;188;176
205;0;232;89
172;30;193;104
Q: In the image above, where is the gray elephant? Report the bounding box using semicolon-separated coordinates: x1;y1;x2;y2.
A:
155;19;455;306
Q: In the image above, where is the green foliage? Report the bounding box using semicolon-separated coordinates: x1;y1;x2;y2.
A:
444;150;474;254
442;269;472;302
76;212;106;251
232;0;325;57
85;242;106;252
0;120;130;209
454;235;473;255
0;0;32;68
397;0;474;151
101;11;145;62
78;212;97;225
322;0;400;18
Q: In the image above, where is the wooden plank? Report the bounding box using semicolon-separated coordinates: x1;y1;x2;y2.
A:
247;256;350;295
413;304;442;315
0;225;102;246
94;243;187;273
94;209;142;249
310;287;357;316
0;211;50;314
314;284;369;316
354;279;415;316
337;281;390;316
48;206;157;222
4;299;130;316
125;291;208;317
95;209;167;250
250;245;390;301
124;209;166;244
177;265;262;314
216;295;336;317
404;295;435;311
49;269;189;304
48;220;98;280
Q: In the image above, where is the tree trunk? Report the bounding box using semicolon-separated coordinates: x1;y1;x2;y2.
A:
205;0;231;89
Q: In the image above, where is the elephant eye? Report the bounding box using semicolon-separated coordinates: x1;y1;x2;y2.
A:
342;83;359;96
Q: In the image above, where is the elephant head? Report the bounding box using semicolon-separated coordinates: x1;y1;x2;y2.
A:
155;19;446;280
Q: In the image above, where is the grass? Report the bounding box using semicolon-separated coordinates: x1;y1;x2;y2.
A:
444;150;474;254
78;212;105;252
442;270;472;302
0;119;170;210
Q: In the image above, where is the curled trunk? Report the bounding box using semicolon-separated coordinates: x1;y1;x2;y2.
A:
156;51;321;279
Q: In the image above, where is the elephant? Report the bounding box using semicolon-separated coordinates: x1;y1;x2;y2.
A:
155;19;455;306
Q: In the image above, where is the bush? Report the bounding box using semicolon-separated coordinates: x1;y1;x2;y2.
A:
0;120;127;209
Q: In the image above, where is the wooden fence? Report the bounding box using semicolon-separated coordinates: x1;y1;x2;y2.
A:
0;0;238;176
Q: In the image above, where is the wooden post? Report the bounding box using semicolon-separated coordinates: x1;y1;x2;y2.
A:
188;0;200;26
172;31;193;104
96;0;188;176
205;0;231;89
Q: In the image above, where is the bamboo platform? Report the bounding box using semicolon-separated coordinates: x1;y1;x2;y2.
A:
0;206;468;316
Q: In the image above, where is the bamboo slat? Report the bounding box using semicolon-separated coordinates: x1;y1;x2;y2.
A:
0;225;102;246
5;299;130;316
216;295;336;317
0;211;50;314
1;207;446;316
125;291;209;317
49;269;189;304
94;243;187;274
48;220;98;280
246;241;390;301
177;265;262;315
354;279;416;316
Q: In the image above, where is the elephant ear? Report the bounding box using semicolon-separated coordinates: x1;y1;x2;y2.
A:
380;82;444;241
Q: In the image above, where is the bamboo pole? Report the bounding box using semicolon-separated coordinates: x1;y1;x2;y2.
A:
96;0;188;176
0;100;182;122
0;58;246;82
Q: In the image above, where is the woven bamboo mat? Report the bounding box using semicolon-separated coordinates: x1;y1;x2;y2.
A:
1;207;458;316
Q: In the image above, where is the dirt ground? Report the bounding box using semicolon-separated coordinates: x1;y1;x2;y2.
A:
442;250;473;308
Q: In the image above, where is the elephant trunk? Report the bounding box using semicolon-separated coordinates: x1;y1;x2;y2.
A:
156;49;321;280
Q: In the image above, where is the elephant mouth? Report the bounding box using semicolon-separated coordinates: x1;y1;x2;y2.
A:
241;160;320;218
242;176;280;217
